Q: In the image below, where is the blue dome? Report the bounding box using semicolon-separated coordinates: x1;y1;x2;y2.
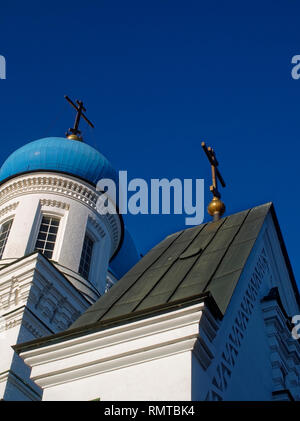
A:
0;136;140;271
0;137;117;185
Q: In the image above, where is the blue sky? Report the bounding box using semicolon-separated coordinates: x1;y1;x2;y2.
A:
0;0;299;286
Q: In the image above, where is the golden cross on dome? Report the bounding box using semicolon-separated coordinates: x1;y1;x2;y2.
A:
201;141;226;221
65;95;94;141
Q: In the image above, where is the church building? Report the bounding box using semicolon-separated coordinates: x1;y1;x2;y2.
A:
1;100;300;401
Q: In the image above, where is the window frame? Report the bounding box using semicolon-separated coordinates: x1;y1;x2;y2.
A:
0;217;14;259
78;221;105;291
30;208;66;261
34;215;61;260
78;232;95;281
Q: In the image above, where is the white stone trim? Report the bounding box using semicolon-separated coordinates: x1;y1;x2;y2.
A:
0;253;89;333
22;307;54;338
0;306;25;331
0;370;41;401
39;199;70;210
0;202;19;219
20;302;207;389
88;215;106;239
261;291;300;400
195;308;219;370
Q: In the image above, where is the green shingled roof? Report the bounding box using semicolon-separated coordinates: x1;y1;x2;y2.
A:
70;202;272;329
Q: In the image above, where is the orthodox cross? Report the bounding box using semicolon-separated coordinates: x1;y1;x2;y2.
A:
201;141;226;198
201;141;226;220
65;95;94;140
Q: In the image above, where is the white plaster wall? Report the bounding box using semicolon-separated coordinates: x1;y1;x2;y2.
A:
2;195;40;259
0;325;19;378
42;351;192;401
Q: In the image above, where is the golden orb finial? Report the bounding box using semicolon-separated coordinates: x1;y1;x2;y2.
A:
207;197;226;221
67;134;82;141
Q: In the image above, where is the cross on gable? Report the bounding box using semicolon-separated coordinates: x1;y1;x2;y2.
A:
201;141;226;199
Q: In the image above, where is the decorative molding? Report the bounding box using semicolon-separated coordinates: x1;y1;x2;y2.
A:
0;307;24;331
261;287;300;401
40;199;70;210
194;309;219;370
0;201;19;219
106;213;121;247
0;370;42;401
20;302;206;389
0;276;27;313
8;276;20;307
0;175;97;209
29;275;83;332
0;174;121;256
22;307;54;338
88;215;106;239
205;248;270;401
0;253;88;334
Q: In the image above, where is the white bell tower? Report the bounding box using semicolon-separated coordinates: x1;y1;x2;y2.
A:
0;171;122;299
0;101;129;400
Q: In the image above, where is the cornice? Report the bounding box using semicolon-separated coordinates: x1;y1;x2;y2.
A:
40;199;70;210
0;201;19;219
19;302;206;389
88;215;106;239
0;173;122;257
